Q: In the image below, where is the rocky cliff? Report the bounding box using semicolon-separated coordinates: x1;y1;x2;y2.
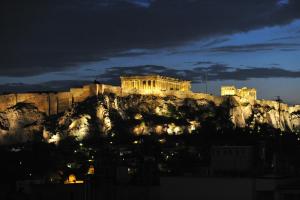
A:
0;103;45;144
0;93;300;144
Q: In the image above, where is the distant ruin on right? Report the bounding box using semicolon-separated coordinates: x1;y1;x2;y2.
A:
221;86;257;101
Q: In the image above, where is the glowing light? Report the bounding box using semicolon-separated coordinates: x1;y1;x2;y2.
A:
134;113;143;120
188;120;200;133
133;122;149;135
87;165;95;175
133;140;140;144
48;134;60;145
158;139;166;144
64;174;84;184
155;125;163;134
68;115;91;141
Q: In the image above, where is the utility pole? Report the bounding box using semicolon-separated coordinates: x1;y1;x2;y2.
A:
204;72;208;93
275;96;283;131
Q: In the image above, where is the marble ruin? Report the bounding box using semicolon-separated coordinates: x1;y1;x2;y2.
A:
221;86;257;100
120;75;191;95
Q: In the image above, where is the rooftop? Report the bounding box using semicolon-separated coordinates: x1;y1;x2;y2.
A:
120;74;190;82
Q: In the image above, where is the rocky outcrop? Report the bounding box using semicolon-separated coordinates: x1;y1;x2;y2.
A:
1;93;300;145
229;97;300;131
0;103;45;144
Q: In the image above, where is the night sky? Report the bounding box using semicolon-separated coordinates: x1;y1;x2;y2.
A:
1;0;300;104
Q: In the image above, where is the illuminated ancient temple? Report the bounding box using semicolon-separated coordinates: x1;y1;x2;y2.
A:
120;75;191;95
221;86;257;100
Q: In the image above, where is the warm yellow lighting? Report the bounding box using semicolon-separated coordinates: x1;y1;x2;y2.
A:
133;140;140;144
221;85;257;100
64;174;84;184
120;75;191;96
134;113;143;120
158;138;166;144
133;122;148;135
155;125;163;134
87;165;95;175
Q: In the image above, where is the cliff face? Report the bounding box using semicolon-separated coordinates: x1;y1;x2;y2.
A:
1;93;300;144
229;97;300;131
0;103;45;144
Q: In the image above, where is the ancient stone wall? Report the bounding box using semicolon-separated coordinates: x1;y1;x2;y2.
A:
103;84;122;95
16;93;50;115
56;92;72;114
0;83;121;116
48;93;58;115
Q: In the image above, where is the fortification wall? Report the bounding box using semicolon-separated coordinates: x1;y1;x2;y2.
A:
48;93;58;115
70;86;90;103
16;93;50;115
188;92;224;106
0;83;121;115
56;92;72;114
103;84;122;95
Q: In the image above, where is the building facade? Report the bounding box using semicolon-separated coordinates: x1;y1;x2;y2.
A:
120;75;191;95
221;86;257;100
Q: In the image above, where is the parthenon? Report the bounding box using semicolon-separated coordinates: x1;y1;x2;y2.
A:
120;75;191;95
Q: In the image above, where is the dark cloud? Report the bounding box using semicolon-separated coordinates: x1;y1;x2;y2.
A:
2;63;300;93
192;61;215;66
200;38;231;48
94;64;300;84
1;0;300;77
169;42;300;55
0;80;91;94
210;43;300;53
